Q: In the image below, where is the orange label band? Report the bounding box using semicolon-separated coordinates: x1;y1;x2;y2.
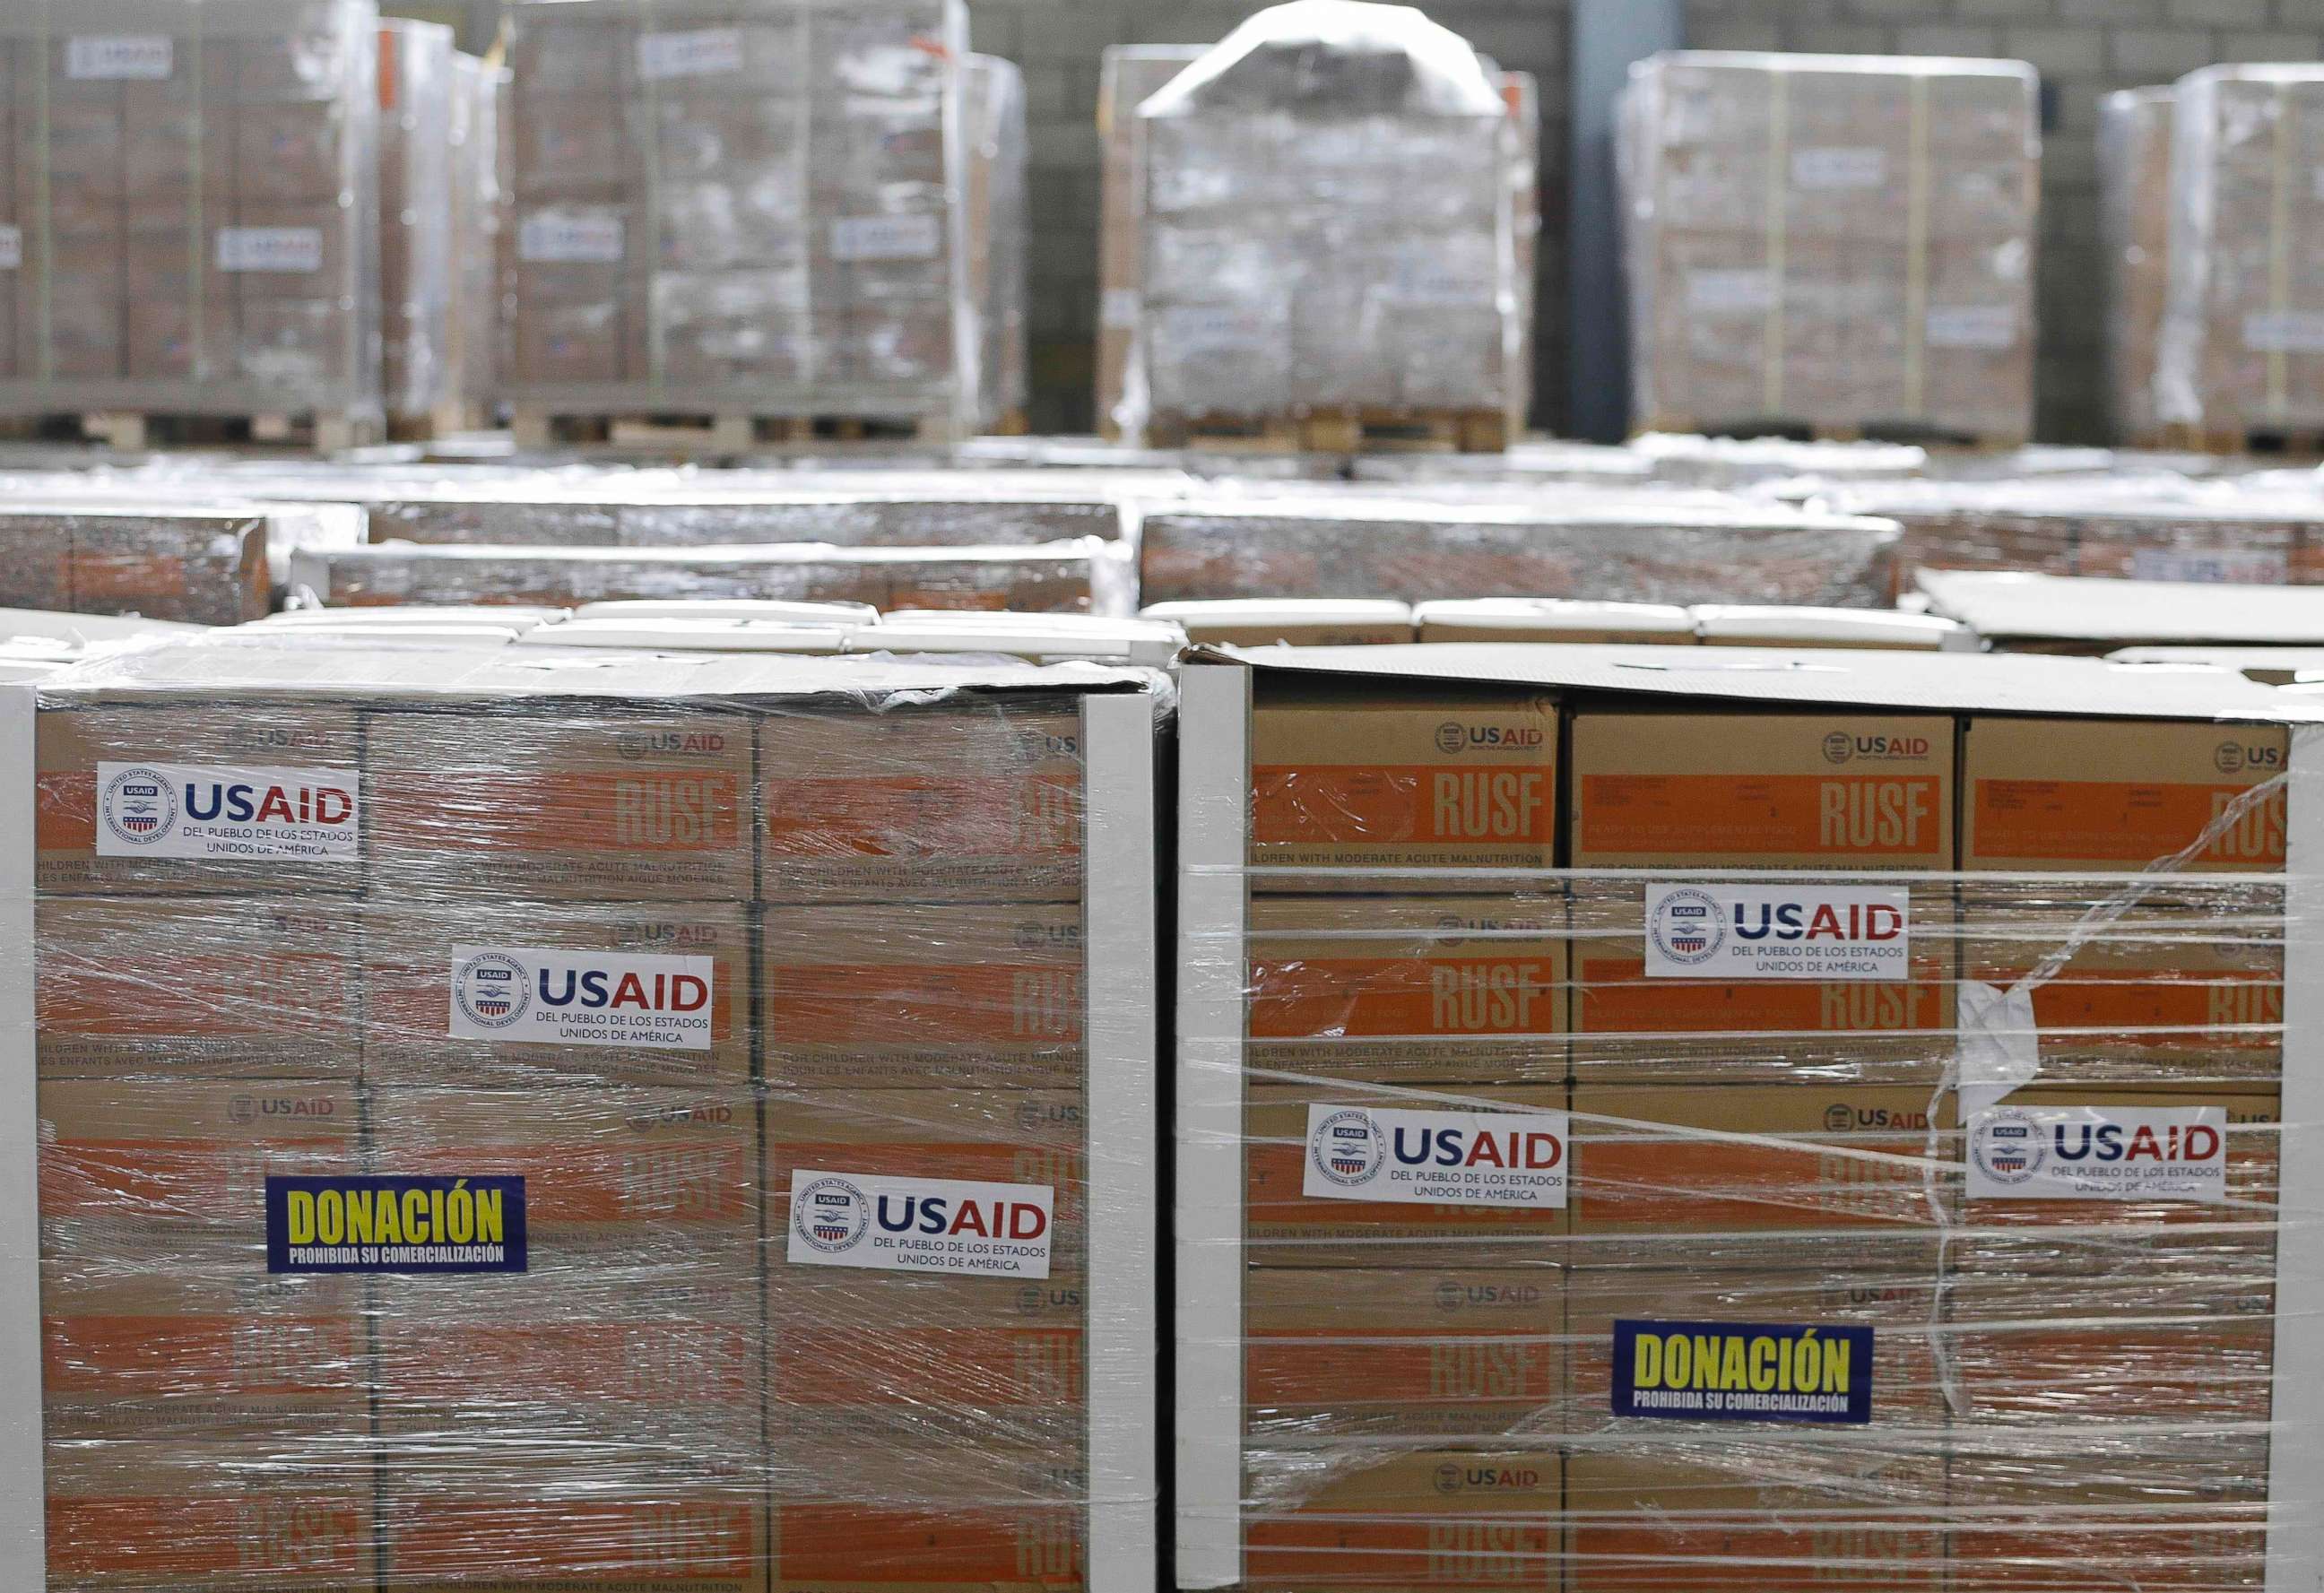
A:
1579;775;1943;859
1254;766;1553;847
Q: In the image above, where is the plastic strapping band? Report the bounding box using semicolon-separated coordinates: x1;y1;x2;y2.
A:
1904;74;1929;420
1764;67;1786;417
2269;78;2293;419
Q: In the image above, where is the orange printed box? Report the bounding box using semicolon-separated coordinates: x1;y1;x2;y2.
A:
37;897;360;1079
1569;709;1953;869
1248;683;1559;891
1962;717;2287;873
760;700;1086;905
1247;894;1568;1086
377;1482;766;1593
364;902;751;1090
772;1499;1082;1593
763;902;1086;1089
1947;1441;2268;1592
1241;1450;1562;1592
366;706;755;903
1243;1268;1564;1444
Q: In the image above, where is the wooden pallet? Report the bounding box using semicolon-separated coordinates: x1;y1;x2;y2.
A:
1145;407;1510;455
0;411;383;452
1638;415;2028;452
386;399;496;445
511;408;961;455
984;408;1032;438
2147;422;2324;458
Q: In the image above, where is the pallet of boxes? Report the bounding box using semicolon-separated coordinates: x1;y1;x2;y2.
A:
8;634;1163;1590
0;0;384;451
1175;644;2321;1592
1121;2;1522;455
503;0;989;452
1621;50;2040;447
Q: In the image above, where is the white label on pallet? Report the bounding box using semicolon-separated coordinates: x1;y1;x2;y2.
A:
1791;146;1886;190
0;227;21;272
1303;1104;1568;1208
519;212;625;264
95;762;360;861
1101;289;1140;331
448;947;715;1052
1966;1105;2229;1203
1687;269;1773;315
67;35;173;80
830;213;944;263
637;28;746;82
1643;884;1911;981
216;228;323;273
1926;305;2018;350
2132;547;2291;585
2244;311;2324;353
786;1171;1053;1278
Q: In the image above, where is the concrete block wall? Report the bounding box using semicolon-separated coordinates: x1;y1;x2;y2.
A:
1685;0;2324;443
966;0;1574;433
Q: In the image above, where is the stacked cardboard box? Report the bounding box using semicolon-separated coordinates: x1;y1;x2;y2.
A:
1621;51;2040;442
0;0;382;428
1125;4;1517;437
2159;65;2324;437
965;55;1028;435
504;0;978;434
449;53;505;421
2099;87;2173;445
24;637;1162;1592
1136;496;1903;608
377;20;457;429
0;498;362;623
1176;645;2299;1593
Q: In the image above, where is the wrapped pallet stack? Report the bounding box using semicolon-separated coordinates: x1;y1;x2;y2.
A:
1622;51;2040;446
2158;65;2324;446
965;55;1030;437
0;0;383;446
503;0;980;445
1126;0;1519;452
377;19;458;435
2098;87;2173;446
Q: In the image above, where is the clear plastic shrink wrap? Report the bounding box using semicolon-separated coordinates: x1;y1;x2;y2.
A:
1127;2;1518;433
1622;52;2040;442
1175;643;2322;1593
377;20;457;428
22;634;1165;1591
504;0;979;434
0;498;361;623
1135;495;1905;608
2099;88;2173;446
2159;65;2324;437
964;56;1028;435
0;0;383;427
449;53;505;422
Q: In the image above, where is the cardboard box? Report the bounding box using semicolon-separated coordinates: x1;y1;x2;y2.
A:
1567;1084;1947;1268
363;901;750;1089
37;896;360;1078
771;1498;1082;1593
35;694;364;896
764;901;1085;1088
364;704;756;903
38;1078;361;1235
1245;895;1567;1086
377;1476;766;1593
1244;1268;1563;1443
1961;716;2288;873
760;698;1085;905
45;1436;377;1592
1249;682;1558;891
1244;1082;1570;1266
1569;709;1953;870
1947;1438;2268;1591
1568;882;1955;1087
1240;1450;1562;1592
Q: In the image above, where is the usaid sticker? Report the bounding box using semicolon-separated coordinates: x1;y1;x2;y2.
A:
1302;1104;1568;1208
2130;548;2290;585
1966;1106;2229;1203
266;1176;526;1273
830;213;944;263
1643;884;1908;982
449;947;714;1051
637;27;746;80
96;762;360;861
0;226;21;272
785;1171;1053;1279
68;35;174;79
216;227;324;273
1614;1320;1873;1424
519;212;626;264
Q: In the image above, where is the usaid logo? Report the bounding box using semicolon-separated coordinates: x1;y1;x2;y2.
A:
454;953;531;1030
100;766;176;846
1309;1109;1383;1188
1822;733;1853;766
1970;1109;2045;1186
1648;887;1722;966
793;1176;871;1254
1434;1463;1466;1495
